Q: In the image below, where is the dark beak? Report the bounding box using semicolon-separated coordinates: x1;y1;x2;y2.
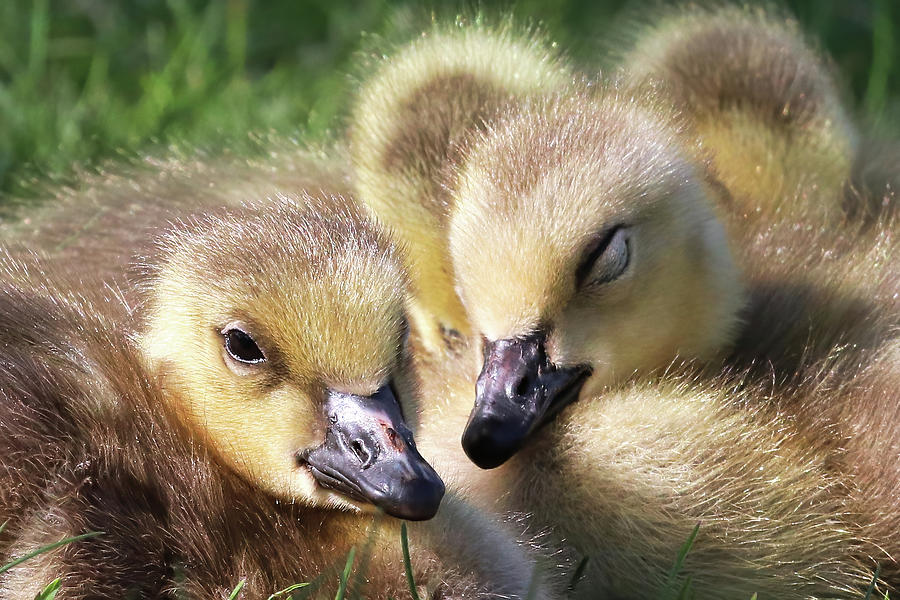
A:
462;332;591;469
300;385;445;521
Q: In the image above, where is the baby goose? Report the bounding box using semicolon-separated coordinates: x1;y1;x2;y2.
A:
618;4;859;224
140;196;444;519
0;193;553;599
356;15;899;597
348;23;743;467
417;216;899;598
613;5;893;380
349;22;573;352
450;90;744;468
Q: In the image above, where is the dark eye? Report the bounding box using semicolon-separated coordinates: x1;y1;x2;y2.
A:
223;327;266;364
575;226;631;288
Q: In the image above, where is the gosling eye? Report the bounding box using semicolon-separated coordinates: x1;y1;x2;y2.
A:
575;226;631;288
222;325;267;365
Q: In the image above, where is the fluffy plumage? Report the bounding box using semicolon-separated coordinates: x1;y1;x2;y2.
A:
352;9;899;598
349;22;573;351
0;143;351;290
618;4;859;223
0;155;553;599
448;90;743;391
417;219;899;598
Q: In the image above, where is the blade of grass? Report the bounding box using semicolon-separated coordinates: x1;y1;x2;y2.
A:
865;564;882;600
400;522;421;600
34;578;61;600
227;579;245;600
865;0;893;117
675;574;694;600
350;512;382;597
27;0;49;82
666;523;700;586
0;531;103;576
225;0;248;71
267;582;309;600
334;546;356;600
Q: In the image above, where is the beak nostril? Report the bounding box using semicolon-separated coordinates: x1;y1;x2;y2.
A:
514;376;531;398
350;439;372;467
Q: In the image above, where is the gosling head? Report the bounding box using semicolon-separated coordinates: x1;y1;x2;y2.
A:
140;195;444;520
450;93;745;468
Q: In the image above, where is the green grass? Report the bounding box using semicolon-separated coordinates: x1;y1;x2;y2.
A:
1;516;890;599
0;518;538;599
662;522;701;600
0;0;897;199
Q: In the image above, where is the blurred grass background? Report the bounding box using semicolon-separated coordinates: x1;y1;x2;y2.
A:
0;0;896;200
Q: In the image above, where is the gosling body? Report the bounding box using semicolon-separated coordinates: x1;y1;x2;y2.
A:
352;11;899;598
0;162;552;598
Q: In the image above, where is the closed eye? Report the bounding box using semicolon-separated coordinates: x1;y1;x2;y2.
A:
575;226;630;288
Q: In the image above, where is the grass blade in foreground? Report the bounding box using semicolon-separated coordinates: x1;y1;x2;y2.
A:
350;514;382;597
400;522;421;600
568;556;589;591
334;547;356;600
34;578;61;600
865;565;882;600
663;522;700;599
525;561;543;600
0;531;103;576
267;582;310;600
228;579;246;600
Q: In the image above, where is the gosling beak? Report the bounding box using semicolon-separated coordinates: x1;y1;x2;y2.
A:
301;385;445;521
462;332;591;469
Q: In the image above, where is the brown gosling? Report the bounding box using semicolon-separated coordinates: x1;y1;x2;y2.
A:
617;4;859;225
0;142;352;290
351;15;900;597
417;274;899;598
0;189;554;599
448;89;744;468
349;22;573;352
411;13;899;597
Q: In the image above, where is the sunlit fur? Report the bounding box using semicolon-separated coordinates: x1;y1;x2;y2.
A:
618;4;859;223
0;142;353;289
0;262;554;599
0;154;555;599
418;219;899;598
140;195;411;511
450;90;743;394
609;4;894;380
366;12;899;598
349;22;573;352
